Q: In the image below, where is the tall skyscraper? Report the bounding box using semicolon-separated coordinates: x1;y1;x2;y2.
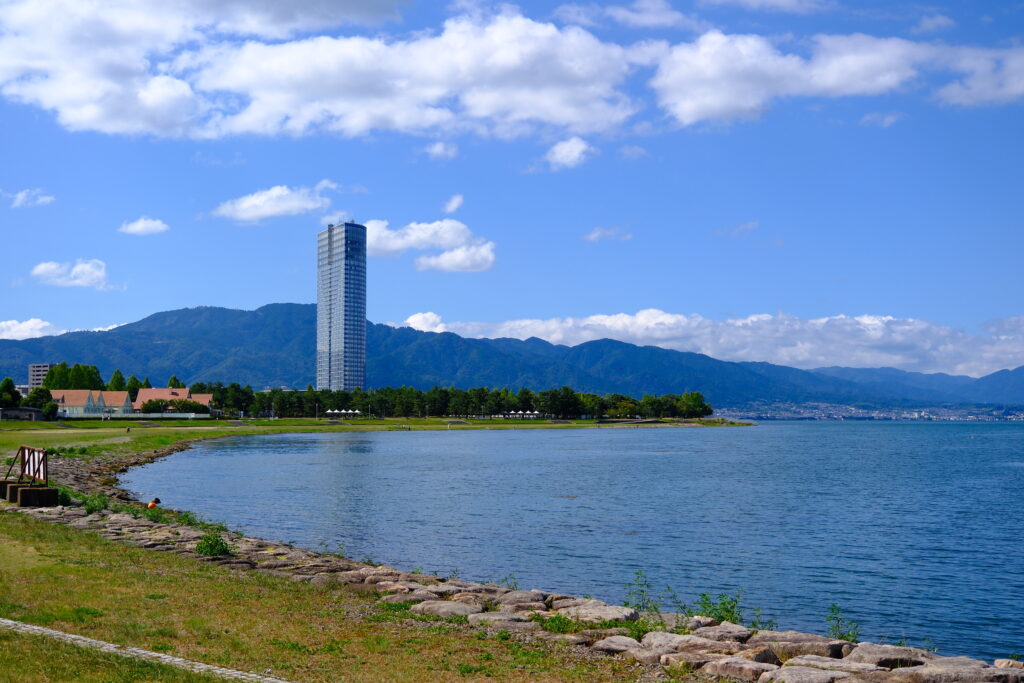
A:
317;222;366;391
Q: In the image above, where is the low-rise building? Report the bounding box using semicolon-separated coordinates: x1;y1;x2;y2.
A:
99;391;133;416
50;390;104;418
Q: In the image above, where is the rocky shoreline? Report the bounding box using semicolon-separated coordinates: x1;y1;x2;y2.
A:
6;445;1024;683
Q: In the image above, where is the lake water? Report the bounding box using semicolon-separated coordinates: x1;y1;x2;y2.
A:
120;422;1024;660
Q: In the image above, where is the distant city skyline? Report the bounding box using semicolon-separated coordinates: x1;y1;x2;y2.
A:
1;0;1022;376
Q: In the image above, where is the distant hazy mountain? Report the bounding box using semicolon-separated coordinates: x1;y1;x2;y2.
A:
1;303;1022;406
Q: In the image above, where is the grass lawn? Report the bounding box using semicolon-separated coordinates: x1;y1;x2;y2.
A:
0;513;644;682
0;630;225;683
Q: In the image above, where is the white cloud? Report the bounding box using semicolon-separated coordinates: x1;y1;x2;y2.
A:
859;112;904;127
609;0;705;29
404;311;447;333
0;2;1022;139
118;216;169;235
3;188;55;207
415;242;496;272
935;47;1024;106
443;194;464;214
398;309;1024;377
30;259;109;289
424;142;458;159
545;136;596;170
651;31;930;126
911;14;955;35
584;227;633;242
699;0;826;12
0;318;63;340
556;0;707;30
0;6;636;139
214;179;336;222
366;218;496;272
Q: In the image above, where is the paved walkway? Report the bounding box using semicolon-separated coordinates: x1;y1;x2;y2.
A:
0;617;292;682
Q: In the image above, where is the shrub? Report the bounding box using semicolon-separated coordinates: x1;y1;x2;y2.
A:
531;614;579;634
826;603;860;642
195;532;231;556
83;493;108;515
56;488;74;506
694;591;742;624
142;507;170;523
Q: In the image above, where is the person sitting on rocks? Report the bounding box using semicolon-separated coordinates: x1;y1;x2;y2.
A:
147;497;161;509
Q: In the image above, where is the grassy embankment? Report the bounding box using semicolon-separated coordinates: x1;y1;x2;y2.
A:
0;512;642;682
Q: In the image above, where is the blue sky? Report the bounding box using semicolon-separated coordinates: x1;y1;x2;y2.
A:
1;0;1022;375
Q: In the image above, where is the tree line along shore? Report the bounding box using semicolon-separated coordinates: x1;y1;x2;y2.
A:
2;362;714;420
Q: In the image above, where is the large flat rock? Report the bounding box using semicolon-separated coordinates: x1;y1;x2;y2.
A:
694;621;754;642
703;656;779;681
758;666;851;682
785;655;883;673
845;643;936;669
591;635;641;653
409;600;482;617
641;631;692;651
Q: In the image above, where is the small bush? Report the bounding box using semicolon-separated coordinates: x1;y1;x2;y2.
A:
826;603;860;642
625;614;665;641
694;591;742;624
142;507;170;523
195;532;231;557
56;489;73;506
83;493;108;515
532;614;578;634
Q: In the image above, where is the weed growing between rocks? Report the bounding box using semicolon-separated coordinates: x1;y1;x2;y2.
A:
694;591;742;623
83;493;108;515
826;603;860;642
142;507;170;523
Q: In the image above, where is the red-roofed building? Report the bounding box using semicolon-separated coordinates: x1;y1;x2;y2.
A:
100;391;132;416
50;390;102;418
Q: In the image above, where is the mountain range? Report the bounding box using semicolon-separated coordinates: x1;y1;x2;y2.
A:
2;303;1023;407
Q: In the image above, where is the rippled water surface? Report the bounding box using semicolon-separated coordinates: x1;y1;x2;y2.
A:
121;422;1024;660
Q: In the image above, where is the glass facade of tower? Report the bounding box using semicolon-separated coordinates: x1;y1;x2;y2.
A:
316;222;366;391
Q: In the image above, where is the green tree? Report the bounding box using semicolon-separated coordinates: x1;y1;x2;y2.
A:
516;387;535;412
42;362;70;389
141;399;170;413
126;376;143;402
170;399;209;414
167;375;185;389
677;392;713;418
42;402;59;421
0;377;21;408
107;369;127;391
142;377;152;389
20;387;52;409
83;364;105;390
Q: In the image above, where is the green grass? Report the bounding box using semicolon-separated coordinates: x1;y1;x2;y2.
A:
0;630;226;682
0;512;647;682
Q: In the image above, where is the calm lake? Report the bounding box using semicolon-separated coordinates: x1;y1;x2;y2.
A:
120;422;1024;660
